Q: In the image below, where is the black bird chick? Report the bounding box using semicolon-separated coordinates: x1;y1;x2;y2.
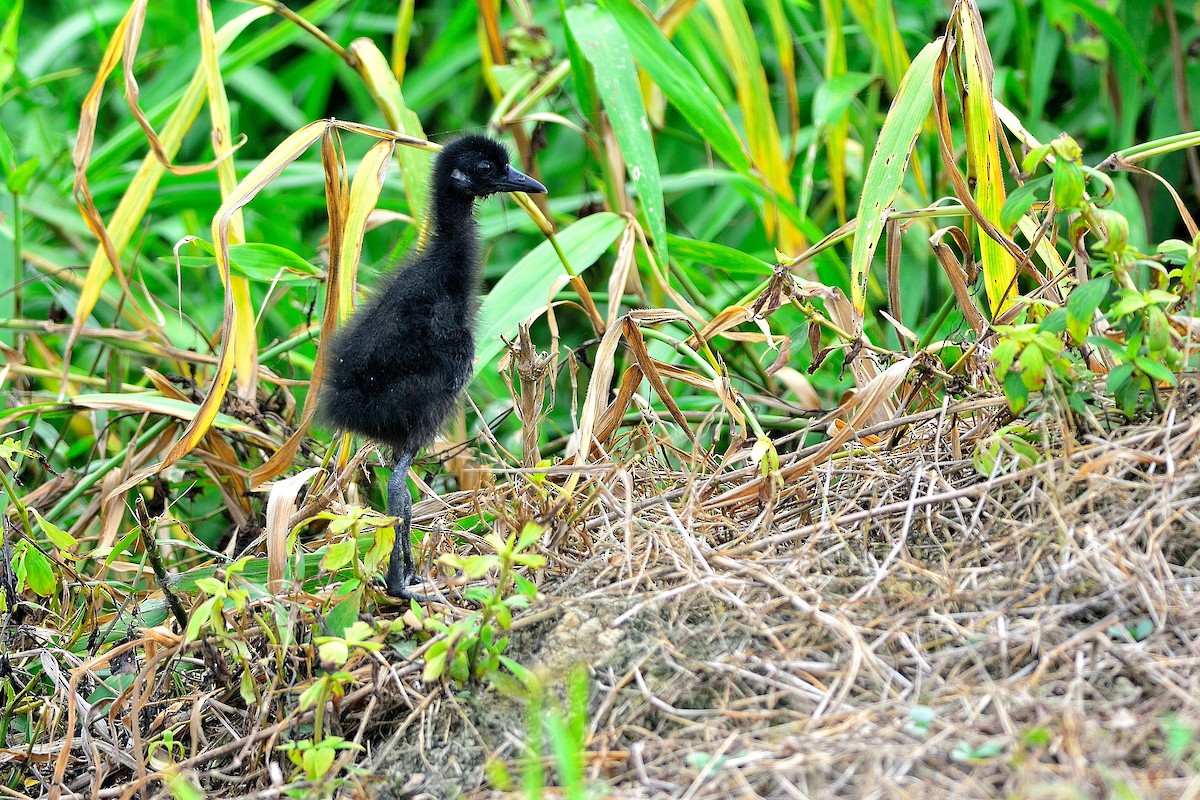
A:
319;135;546;598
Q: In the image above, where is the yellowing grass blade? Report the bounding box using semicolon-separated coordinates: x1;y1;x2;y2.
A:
822;0;849;222
71;393;275;448
198;0;257;401
105;121;333;498
68;5;273;362
762;0;798;168
844;0;911;91
704;0;803;253
350;38;431;229
69;0;159;352
951;0;1016;316
849;41;940;319
180;120;331;467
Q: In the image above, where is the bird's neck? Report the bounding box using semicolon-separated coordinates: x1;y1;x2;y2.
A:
425;189;481;291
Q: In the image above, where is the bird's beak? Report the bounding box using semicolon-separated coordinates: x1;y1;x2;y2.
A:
498;164;547;194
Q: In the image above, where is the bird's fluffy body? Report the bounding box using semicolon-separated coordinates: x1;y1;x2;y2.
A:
318;211;481;455
317;134;545;597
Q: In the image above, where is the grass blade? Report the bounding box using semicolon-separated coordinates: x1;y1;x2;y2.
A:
849;41;939;317
350;38;431;229
705;0;802;251
601;0;749;174
475;212;627;370
566;5;667;265
953;0;1016;316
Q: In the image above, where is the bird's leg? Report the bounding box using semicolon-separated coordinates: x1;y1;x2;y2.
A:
383;450;427;600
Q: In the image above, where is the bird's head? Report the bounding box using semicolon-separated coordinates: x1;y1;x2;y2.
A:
435;134;547;199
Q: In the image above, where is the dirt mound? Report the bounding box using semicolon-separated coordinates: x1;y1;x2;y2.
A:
364;387;1200;798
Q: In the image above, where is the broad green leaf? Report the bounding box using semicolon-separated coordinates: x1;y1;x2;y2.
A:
566;6;667;264
601;0;749;173
813;73;876;127
34;510;78;551
1134;357;1177;385
22;546;55;597
475;213;626;370
1039;308;1068;334
321;538;357;572
1055;0;1154;84
849;41;939;316
667;234;772;277
0;0;21;92
1001;174;1052;231
325;593;361;638
172;242;323;283
1065;276;1111;343
560;0;599;129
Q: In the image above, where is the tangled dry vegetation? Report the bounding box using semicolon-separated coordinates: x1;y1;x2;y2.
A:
45;382;1200;800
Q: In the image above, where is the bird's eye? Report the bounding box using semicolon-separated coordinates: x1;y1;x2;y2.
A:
476;160;495;175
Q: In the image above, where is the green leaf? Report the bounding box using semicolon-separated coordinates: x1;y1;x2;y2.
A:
1001;174;1051;230
423;640;448;681
813;72;876;127
0;0;20;93
1133;356;1176;385
1039;308;1068;335
1057;0;1154;84
195;576;226;596
34;510;77;551
5;156;37;195
1051;160;1084;209
601;0;749;173
515;521;544;552
1018;344;1046;389
1065;276;1111;343
849;41;940;314
304;744;335;780
104;528;141;570
559;0;599;129
566;6;667;264
22;546;54;596
1106;363;1136;395
321;538;356;572
475;212;625;370
449;651;470;683
667;234;772;277
172;242;322;284
240;669;257;706
1108;289;1147;319
1003;370;1029;413
318;639;349;665
325;593;361;638
184;597;218;642
992;338;1019;377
